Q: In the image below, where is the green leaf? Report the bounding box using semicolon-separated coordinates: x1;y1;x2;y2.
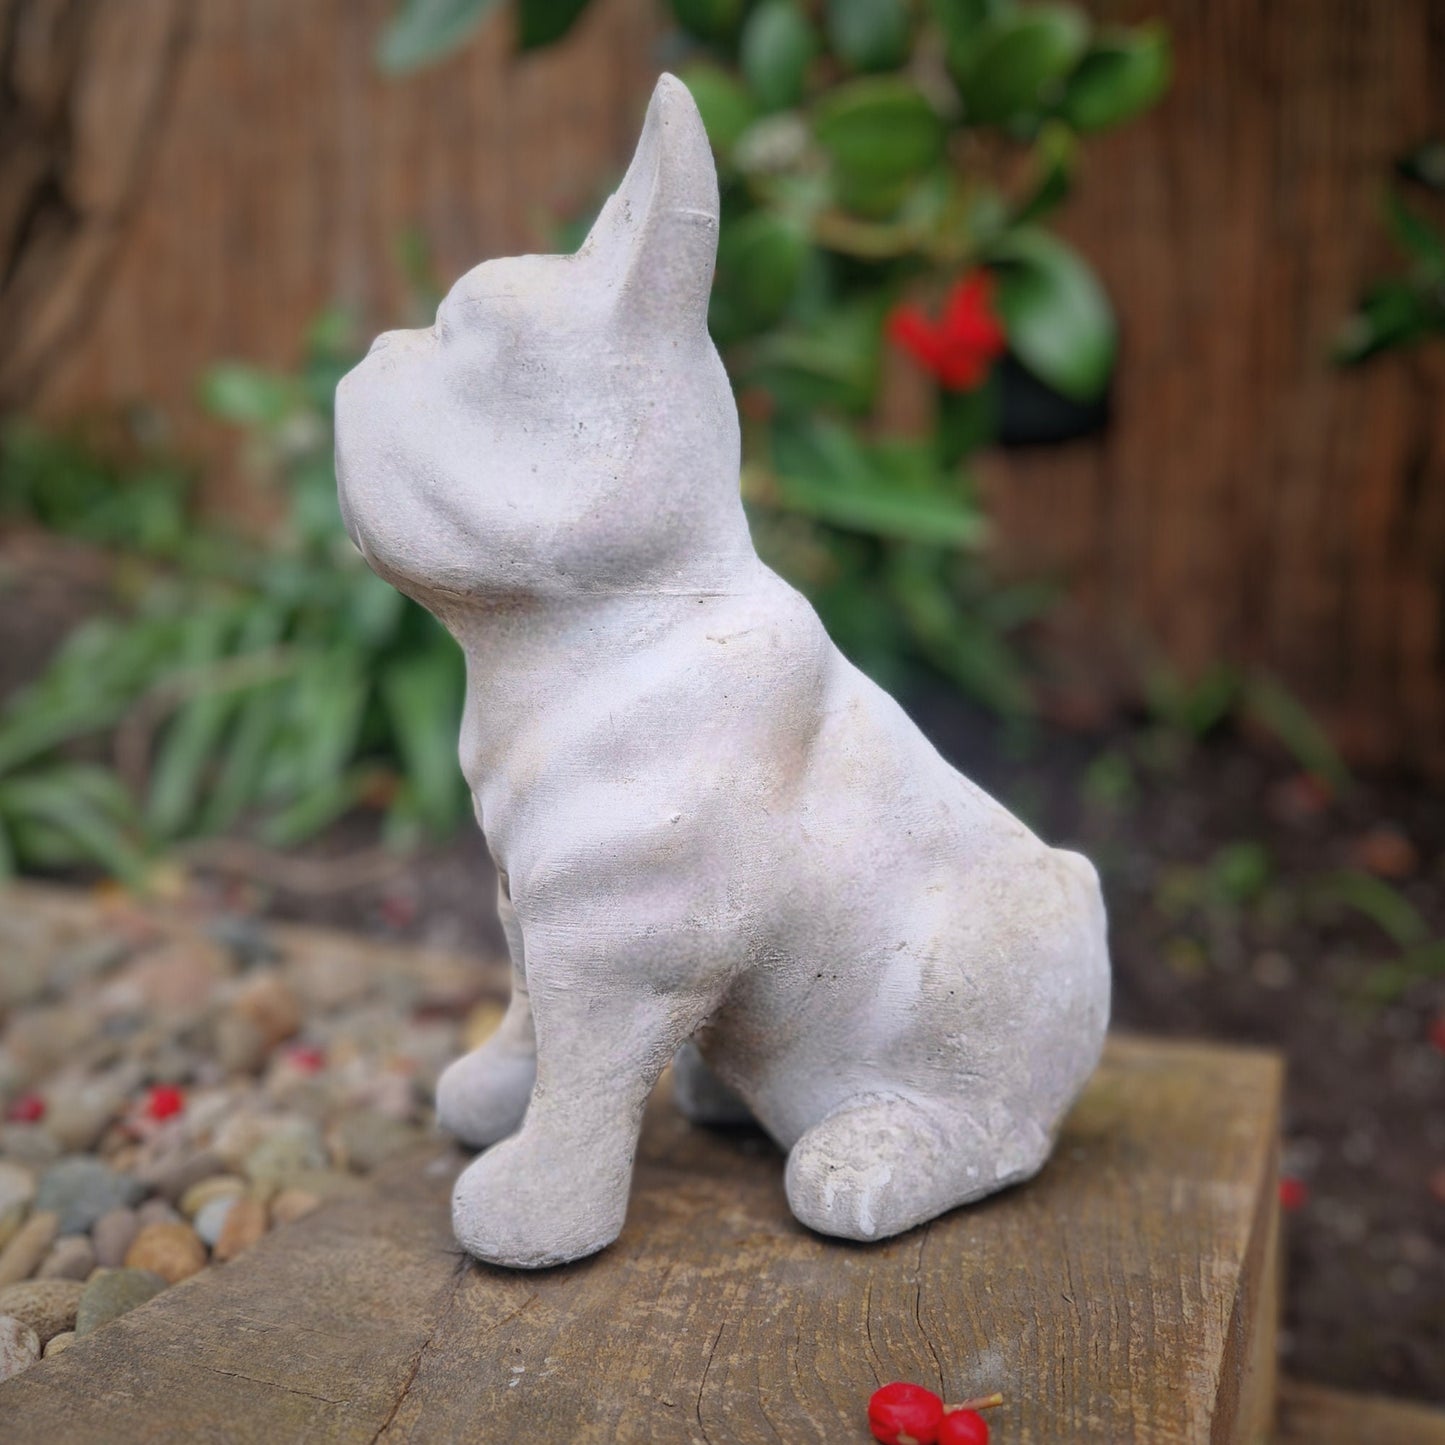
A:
1012;122;1076;225
988;227;1116;400
259;768;376;849
1316;871;1430;950
380;649;466;835
0;769;149;886
669;0;745;43
517;0;592;50
938;380;998;466
776;475;988;546
1059;25;1171;132
827;0;911;72
748;299;885;412
1332;281;1437;365
1244;676;1351;788
741;0;817;111
712;211;811;340
1384;189;1445;275
200;364;297;428
813;78;945;215
681;65;761;155
949;4;1091;125
197;684;287;835
1397;138;1445;194
377;0;499;73
769;421;988;547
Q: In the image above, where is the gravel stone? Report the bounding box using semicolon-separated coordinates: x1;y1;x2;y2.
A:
0;1278;85;1342
75;1269;167;1336
34;1158;143;1235
37;1235;95;1281
0;1315;40;1381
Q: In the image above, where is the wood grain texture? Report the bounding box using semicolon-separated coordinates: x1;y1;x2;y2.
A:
1275;1380;1445;1445
0;1035;1281;1443
983;0;1445;776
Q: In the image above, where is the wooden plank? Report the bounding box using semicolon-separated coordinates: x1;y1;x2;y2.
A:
0;1036;1282;1443
1275;1380;1445;1445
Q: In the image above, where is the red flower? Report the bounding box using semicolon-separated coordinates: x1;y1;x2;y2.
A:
887;272;1008;391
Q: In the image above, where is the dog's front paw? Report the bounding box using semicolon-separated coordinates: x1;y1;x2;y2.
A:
435;1038;536;1148
451;1130;627;1268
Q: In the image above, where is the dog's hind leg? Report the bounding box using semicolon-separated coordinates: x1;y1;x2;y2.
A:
672;1040;753;1126
784;1089;1052;1243
435;872;536;1147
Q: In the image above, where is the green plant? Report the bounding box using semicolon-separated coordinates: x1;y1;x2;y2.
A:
0;313;470;882
379;0;1170;711
1335;139;1445;363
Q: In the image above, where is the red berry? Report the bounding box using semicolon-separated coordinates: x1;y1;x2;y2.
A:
5;1093;45;1123
145;1085;185;1121
1279;1176;1309;1211
1428;1015;1445;1055
939;1410;990;1445
287;1045;326;1074
868;1382;945;1445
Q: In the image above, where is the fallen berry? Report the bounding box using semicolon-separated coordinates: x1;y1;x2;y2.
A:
145;1084;185;1121
869;1382;945;1445
939;1410;990;1445
1279;1176;1309;1211
5;1093;45;1123
286;1045;327;1074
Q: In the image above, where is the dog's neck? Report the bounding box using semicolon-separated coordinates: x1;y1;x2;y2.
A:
434;538;767;788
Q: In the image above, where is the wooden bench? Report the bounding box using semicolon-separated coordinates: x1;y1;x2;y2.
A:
0;1035;1290;1443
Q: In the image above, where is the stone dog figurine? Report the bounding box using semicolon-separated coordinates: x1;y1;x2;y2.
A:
335;75;1110;1269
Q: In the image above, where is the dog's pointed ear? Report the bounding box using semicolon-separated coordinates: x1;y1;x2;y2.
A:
580;74;719;340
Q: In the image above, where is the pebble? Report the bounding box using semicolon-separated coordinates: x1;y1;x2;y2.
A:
180;1175;247;1219
137;1198;184;1228
193;1196;237;1248
232;972;302;1048
243;1119;328;1185
44;1078;126;1151
333;1110;423;1173
0;1210;59;1286
135;1146;225;1204
270;1168;366;1202
37;1235;95;1281
213;1196;268;1262
123;1222;206;1284
270;1189;322;1225
0;1278;85;1342
0;1161;35;1249
0;1124;61;1166
34;1157;143;1235
43;1329;75;1357
75;1268;167;1336
92;1208;141;1269
214;1013;269;1075
0;1315;40;1381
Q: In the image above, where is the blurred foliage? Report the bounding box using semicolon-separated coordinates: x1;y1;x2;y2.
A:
0;315;469;883
1335;139;1445;364
381;0;1170;706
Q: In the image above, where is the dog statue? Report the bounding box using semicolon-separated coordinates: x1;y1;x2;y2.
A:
335;74;1110;1268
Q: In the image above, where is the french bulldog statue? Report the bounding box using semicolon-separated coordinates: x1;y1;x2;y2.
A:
335;74;1110;1268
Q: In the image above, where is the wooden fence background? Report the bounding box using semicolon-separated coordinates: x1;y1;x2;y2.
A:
4;0;1444;773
